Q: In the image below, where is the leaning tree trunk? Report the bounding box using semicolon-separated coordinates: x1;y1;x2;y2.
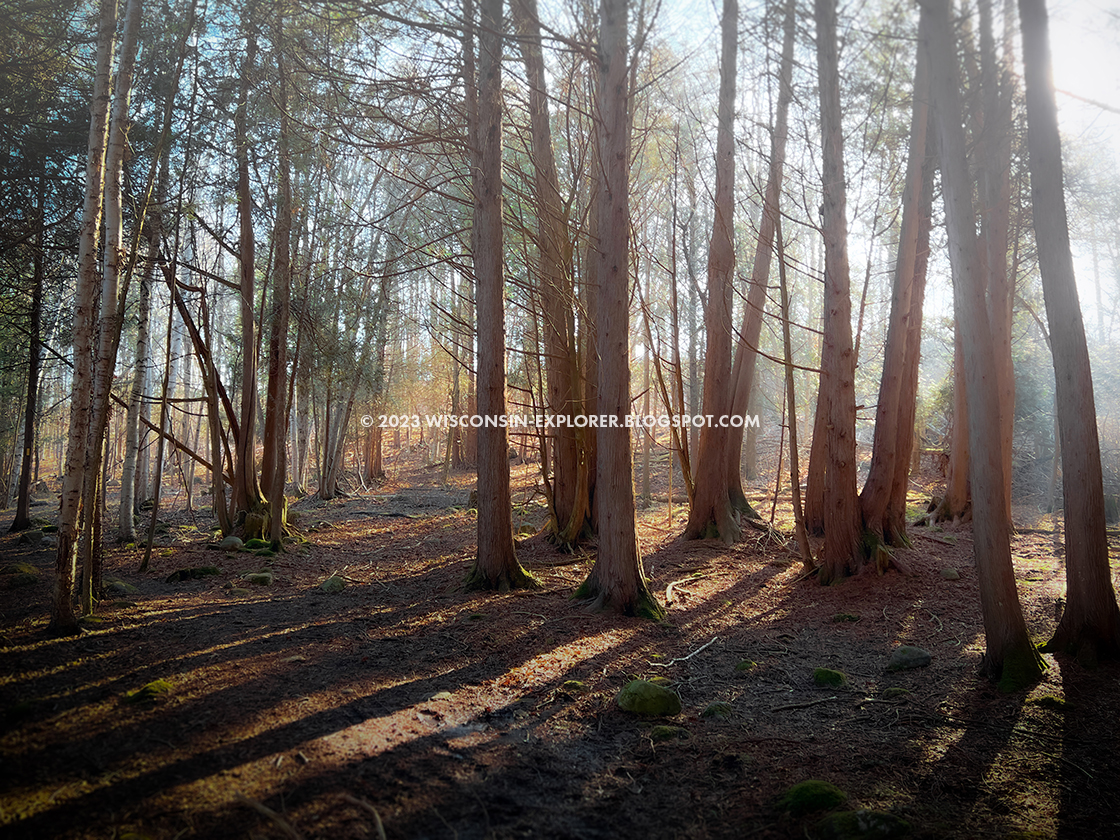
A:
463;0;536;593
814;0;863;584
925;0;1044;690
861;15;930;547
684;0;741;544
726;0;795;516
1019;0;1120;663
52;0;116;635
575;0;662;618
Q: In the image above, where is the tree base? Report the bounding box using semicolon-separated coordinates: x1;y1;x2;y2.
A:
985;643;1047;693
463;561;539;594
573;576;665;620
1040;619;1120;667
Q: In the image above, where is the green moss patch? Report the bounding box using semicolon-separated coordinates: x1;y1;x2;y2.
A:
735;659;757;673
649;724;689;742
1027;694;1068;711
777;779;847;817
700;701;733;719
319;575;345;593
813;667;847;687
124;679;173;704
616;679;681;716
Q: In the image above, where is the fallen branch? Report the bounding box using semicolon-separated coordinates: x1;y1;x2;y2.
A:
648;635;719;667
234;793;304;840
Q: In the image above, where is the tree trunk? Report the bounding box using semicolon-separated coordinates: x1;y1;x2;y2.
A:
261;8;292;546
52;0;116;635
11;157;45;533
727;0;795;514
1019;0;1120;663
231;18;262;520
925;0;1045;689
814;0;863;583
684;0;741;544
463;0;536;593
119;247;154;541
513;0;587;546
861;15;931;546
575;0;662;618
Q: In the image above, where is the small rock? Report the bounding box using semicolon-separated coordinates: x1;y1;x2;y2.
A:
701;701;733;720
778;780;848;817
431;691;453;701
227;587;251;597
734;659;757;674
882;687;910;699
105;580;139;595
17;530;43;546
243;571;273;586
165;567;221;583
319;575;345;593
813;667;847;687
887;646;931;671
813;809;910;840
616;679;682;716
649;724;689;742
940;567;960;580
220;535;244;551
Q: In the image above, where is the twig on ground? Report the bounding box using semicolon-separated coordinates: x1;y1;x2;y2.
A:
342;794;387;840
234;793;304;840
648;635;720;667
771;696;841;712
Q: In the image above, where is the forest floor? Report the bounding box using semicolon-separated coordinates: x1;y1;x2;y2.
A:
2;449;1120;840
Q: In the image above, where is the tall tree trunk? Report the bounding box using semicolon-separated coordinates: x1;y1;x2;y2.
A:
1019;0;1120;663
261;8;292;546
231;17;262;519
513;0;587;546
81;0;142;615
575;0;662;618
464;0;536;592
861;15;931;546
11;157;45;533
925;0;1044;689
726;0;795;514
684;0;741;544
52;0;116;635
119;246;154;541
814;0;862;583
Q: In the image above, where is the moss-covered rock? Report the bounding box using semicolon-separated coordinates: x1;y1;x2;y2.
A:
616;679;681;716
243;537;270;551
17;530;43;546
243;571;273;586
105;579;139;595
887;646;931;671
777;780;847;817
813;667;847;687
813;809;910;839
832;612;860;623
882;687;910;700
649;724;689;742
4;572;39;589
165;566;220;583
220;535;244;551
940;567;960;580
226;587;251;597
701;701;733;720
1;562;38;575
319;575;345;593
734;659;757;674
560;680;587;694
124;679;172;704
